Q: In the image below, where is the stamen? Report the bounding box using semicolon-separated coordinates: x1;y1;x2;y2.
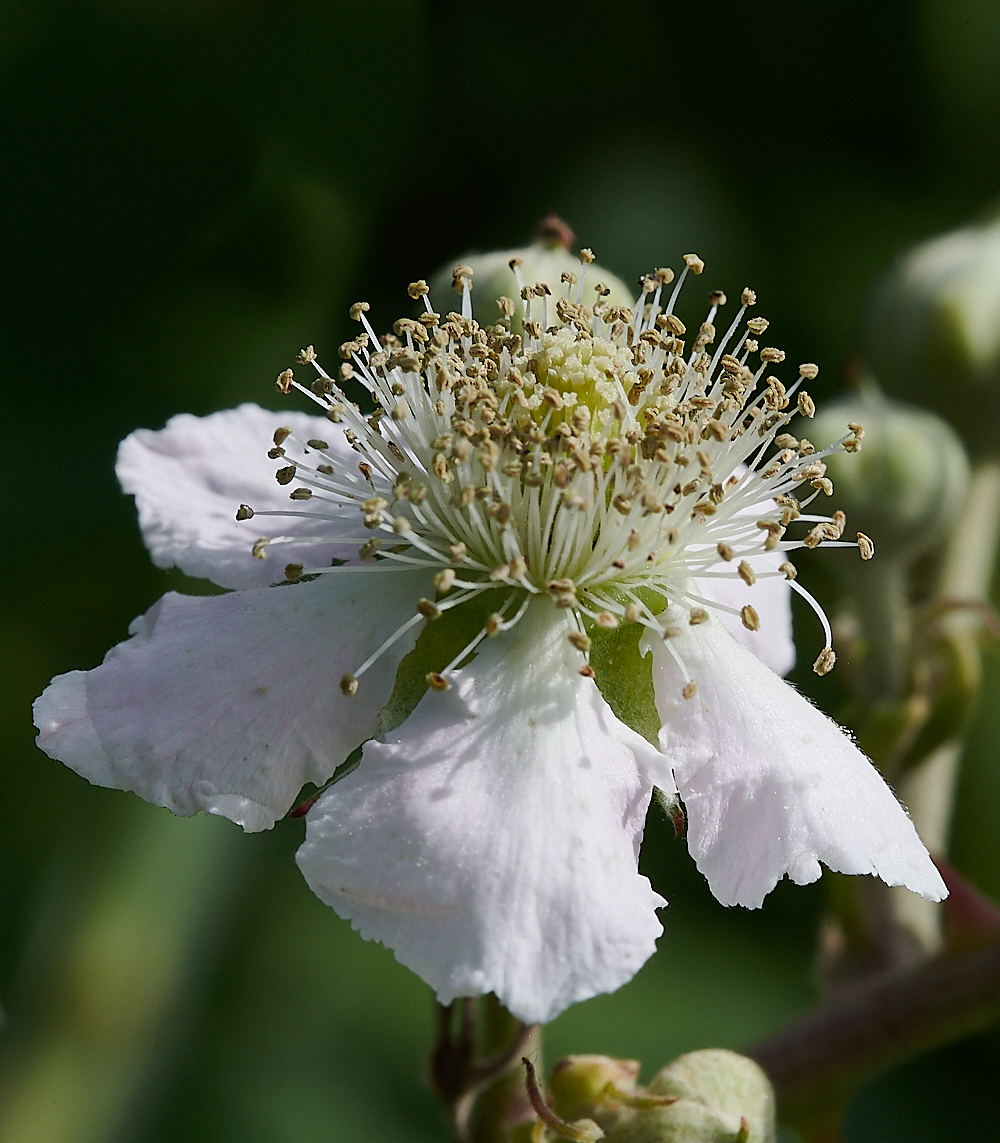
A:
259;251;856;694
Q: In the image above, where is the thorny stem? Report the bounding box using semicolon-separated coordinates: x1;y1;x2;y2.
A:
431;997;540;1142
747;928;1000;1139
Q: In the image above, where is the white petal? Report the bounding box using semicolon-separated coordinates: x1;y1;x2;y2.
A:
296;598;668;1024
34;570;432;831
644;612;946;908
117;403;369;589
694;550;794;676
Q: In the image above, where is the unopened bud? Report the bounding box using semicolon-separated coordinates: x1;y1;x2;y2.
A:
430;231;633;336
866;209;1000;457
811;383;970;563
549;1055;642;1131
615;1050;776;1143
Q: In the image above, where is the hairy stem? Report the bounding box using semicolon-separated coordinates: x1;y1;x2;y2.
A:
747;935;1000;1136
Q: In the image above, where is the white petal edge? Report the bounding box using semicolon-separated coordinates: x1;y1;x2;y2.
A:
642;611;946;908
34;570;432;831
116;403;370;590
297;597;670;1024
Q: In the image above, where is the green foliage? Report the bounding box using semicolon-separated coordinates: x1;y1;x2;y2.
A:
589;621;662;747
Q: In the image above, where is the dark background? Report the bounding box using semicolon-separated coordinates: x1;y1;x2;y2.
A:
4;1;1000;1139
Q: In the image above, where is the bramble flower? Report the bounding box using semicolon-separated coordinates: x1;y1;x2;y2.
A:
34;248;945;1024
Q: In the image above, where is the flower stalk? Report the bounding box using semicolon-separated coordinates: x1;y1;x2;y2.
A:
431;996;539;1142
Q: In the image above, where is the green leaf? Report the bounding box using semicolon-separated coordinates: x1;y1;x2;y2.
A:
590;621;662;747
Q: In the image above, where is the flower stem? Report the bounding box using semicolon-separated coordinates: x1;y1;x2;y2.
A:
852;554;912;705
430;995;540;1142
892;460;1000;952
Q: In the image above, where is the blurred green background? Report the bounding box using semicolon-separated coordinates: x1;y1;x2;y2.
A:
4;1;1000;1139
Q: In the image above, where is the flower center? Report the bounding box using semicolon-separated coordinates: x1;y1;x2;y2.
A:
240;253;870;699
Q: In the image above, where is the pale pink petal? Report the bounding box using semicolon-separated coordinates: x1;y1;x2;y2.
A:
643;613;946;908
297;599;669;1024
34;570;432;831
116;403;369;589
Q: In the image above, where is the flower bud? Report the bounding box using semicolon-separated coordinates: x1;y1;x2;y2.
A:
810;384;970;565
430;221;634;334
602;1050;774;1143
549;1055;642;1130
865;210;1000;457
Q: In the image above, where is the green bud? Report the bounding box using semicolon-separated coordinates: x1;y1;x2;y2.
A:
429;221;634;335
809;383;970;565
549;1055;642;1130
600;1050;774;1143
603;1098;745;1143
865;210;1000;457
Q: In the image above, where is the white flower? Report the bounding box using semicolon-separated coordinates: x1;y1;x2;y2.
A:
34;255;945;1024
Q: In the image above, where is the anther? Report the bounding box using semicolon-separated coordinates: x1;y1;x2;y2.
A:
779;561;798;580
451;264;474;290
689;608;709;625
392;517;411;534
857;532;875;560
682;680;699;700
741;288;757;307
285;563;304;582
273;426;292;446
296;345;317;364
624;603;642;623
717;542;734;561
804;523;840;548
418;599;442;620
798;363;820;380
407;280;429;299
596;612;619;629
434;568;456;594
708;290;727;306
358;538;382;560
741;605;760;631
251;537;269;559
391;399;411;420
486;613;503;636
450;543;467;562
760;347;786;363
306;438;329;450
578;665;596;678
833;510;846;537
683;253;705;274
578;248;595;264
340;673;359;697
797;392;816;418
509;556;528;580
568;631;592;653
349;301;370;321
275;369;294;395
290;488;312;500
738;560;756;586
427;672;451;691
813;647;837;675
275;465;296;485
236;504;254;521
